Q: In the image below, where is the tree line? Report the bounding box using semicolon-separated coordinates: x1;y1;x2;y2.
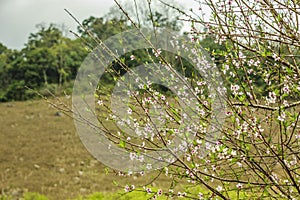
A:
0;5;186;102
0;2;271;102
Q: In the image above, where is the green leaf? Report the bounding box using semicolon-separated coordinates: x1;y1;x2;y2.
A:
113;180;119;186
105;167;109;175
119;140;126;148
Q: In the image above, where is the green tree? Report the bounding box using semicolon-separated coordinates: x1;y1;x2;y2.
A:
0;24;87;101
105;0;183;30
0;43;12;101
78;16;131;48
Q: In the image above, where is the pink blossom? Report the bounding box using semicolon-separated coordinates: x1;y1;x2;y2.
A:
157;189;163;196
130;55;135;60
278;112;286;122
231;84;240;95
216;185;223;192
97;100;103;106
236;183;243;189
124;185;130;192
283;85;290;94
127;108;132;114
153;48;162;57
146;187;152;193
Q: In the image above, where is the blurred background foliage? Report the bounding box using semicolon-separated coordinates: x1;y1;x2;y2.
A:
0;7;188;102
0;5;263;102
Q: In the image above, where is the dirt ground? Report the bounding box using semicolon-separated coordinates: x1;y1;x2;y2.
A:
0;99;158;200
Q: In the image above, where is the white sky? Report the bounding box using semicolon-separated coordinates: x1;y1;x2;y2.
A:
0;0;206;50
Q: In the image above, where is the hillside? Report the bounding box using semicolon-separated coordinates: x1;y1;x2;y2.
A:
0;99;140;199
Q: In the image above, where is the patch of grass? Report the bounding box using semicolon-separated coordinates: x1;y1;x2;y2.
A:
0;187;270;200
71;190;167;200
0;195;10;200
0;192;48;200
23;192;49;200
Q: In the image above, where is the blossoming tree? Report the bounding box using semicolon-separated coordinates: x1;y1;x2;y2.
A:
68;0;300;199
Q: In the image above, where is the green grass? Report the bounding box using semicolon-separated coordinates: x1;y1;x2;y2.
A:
0;192;48;200
0;191;165;200
73;191;165;200
0;187;255;200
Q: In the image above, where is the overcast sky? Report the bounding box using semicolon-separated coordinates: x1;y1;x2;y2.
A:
0;0;204;50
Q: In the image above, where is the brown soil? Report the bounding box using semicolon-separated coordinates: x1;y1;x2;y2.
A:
0;99;152;200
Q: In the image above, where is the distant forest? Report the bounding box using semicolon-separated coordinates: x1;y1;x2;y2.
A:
0;12;239;102
0;8;189;102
